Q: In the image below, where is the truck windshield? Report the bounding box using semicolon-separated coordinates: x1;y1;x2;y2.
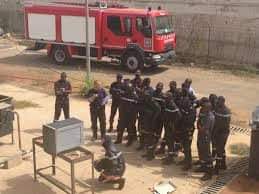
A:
155;15;174;35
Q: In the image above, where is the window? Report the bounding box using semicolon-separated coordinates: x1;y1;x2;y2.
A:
124;17;132;35
136;17;152;37
107;16;122;35
155;16;174;35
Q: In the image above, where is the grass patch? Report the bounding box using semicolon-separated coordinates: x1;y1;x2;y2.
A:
13;100;40;109
79;77;94;96
229;143;250;156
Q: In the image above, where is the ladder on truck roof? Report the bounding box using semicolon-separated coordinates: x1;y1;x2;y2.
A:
24;0;127;8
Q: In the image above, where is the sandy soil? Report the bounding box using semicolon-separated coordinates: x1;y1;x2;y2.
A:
0;45;259;128
221;175;259;194
0;84;250;194
0;40;255;194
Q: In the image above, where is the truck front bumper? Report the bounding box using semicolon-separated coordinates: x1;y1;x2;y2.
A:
145;50;176;66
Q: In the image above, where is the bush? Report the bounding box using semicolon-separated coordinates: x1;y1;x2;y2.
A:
80;77;94;97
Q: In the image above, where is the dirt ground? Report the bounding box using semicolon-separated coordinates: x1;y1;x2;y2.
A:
0;39;257;194
1;41;259;127
221;175;259;194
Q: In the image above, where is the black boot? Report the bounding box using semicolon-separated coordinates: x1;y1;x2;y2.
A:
117;178;126;190
141;152;148;158
193;160;201;166
162;154;174;165
213;159;220;175
194;165;207;173
126;136;136;147
136;136;144;151
146;150;155;161
182;162;192;171
136;144;144;151
114;132;123;144
220;158;227;170
201;172;212;181
92;131;97;141
101;130;106;140
201;167;212;181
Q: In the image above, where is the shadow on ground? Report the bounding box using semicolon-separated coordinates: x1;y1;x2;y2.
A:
1;174;57;194
0;51;170;76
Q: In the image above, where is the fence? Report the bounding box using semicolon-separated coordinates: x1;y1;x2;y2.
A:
173;14;259;65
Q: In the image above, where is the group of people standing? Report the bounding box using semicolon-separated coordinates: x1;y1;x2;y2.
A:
54;71;231;182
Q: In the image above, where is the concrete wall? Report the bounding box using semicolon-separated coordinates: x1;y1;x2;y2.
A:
1;0;259;65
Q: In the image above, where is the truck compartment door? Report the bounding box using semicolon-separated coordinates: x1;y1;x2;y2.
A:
27;13;56;41
61;16;96;44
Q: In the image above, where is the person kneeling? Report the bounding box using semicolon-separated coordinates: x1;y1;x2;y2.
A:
94;135;126;189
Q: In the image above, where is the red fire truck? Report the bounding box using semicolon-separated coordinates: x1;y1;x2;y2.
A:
24;2;176;72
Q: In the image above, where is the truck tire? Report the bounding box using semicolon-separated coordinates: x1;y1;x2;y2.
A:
52;46;69;65
122;51;144;72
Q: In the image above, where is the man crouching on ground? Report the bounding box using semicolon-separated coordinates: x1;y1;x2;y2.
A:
94;135;126;189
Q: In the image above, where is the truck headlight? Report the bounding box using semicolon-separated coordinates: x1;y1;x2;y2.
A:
152;55;161;59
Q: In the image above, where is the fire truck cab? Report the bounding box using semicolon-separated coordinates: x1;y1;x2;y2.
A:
24;2;176;72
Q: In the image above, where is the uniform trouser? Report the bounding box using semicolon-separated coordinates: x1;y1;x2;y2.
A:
90;106;106;138
164;120;175;155
197;132;213;172
137;113;145;145
109;100;119;128
214;130;229;166
155;115;164;138
211;130;217;159
54;99;70;121
182;128;194;165
117;111;137;141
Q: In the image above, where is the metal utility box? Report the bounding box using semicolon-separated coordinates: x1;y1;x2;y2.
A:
248;129;259;180
0;95;12;104
248;106;259;180
43;118;84;155
0;103;14;137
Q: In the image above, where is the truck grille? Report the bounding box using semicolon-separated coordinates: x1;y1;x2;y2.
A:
164;42;173;51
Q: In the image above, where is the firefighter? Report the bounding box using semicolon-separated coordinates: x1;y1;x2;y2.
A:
54;72;72;121
108;73;124;133
213;96;231;174
136;77;154;151
155;81;180;155
162;92;182;165
193;97;210;167
209;94;218;112
141;91;161;161
184;78;196;97
196;102;215;181
168;81;178;100
181;82;196;103
87;81;109;140
152;82;165;140
94;135;126;189
115;79;138;146
178;97;197;170
209;93;218;159
131;70;142;93
141;77;154;95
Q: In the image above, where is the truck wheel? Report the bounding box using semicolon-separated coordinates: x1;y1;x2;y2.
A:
122;51;144;72
52;46;69;65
